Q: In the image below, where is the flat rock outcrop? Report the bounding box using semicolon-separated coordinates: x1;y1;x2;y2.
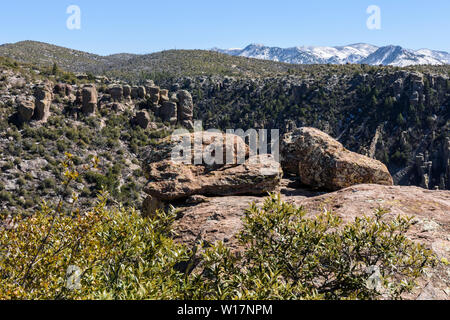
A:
281;127;393;190
142;132;282;215
144;154;282;202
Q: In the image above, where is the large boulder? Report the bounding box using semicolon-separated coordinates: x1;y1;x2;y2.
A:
160;101;177;124
160;89;169;103
142;132;281;210
148;86;160;105
33;84;53;121
123;85;131;100
17;97;35;123
109;85;123;102
81;85;98;115
54;83;72;97
130;86;140;100
176;90;194;129
144;155;281;202
138;86;146;99
281;127;393;190
132;110;155;129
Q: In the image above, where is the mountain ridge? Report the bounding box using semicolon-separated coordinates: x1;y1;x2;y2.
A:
215;43;450;67
1;41;449;74
0;40;312;79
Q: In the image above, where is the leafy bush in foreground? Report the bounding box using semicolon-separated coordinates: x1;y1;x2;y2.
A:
0;194;189;300
195;195;434;300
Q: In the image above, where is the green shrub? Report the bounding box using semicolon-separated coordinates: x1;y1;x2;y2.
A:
391;150;408;165
1;161;14;171
17;177;27;186
42;177;57;189
0;195;188;300
0;190;12;202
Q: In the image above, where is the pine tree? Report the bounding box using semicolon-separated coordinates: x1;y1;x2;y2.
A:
51;62;59;75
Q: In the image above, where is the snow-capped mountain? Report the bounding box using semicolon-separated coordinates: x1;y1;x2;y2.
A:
213;43;449;66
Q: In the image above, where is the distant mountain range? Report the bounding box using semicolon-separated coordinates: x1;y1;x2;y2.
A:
0;41;449;83
213;44;450;67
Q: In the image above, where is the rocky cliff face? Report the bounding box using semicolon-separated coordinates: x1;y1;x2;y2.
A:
6;76;195;132
0;65;196;216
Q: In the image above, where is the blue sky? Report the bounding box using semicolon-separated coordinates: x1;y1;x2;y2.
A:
0;0;449;55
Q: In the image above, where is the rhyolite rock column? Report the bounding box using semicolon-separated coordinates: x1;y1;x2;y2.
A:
17;97;35;123
34;84;53;121
176;90;194;129
81;85;98;115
